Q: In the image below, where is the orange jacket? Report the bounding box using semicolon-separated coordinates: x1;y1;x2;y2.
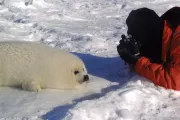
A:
135;21;180;90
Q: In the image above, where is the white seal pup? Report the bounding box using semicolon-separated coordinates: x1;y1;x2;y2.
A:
0;41;89;92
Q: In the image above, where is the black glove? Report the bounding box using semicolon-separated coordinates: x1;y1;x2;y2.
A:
117;44;140;66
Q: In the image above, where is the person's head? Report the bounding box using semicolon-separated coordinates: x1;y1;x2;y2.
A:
126;8;164;63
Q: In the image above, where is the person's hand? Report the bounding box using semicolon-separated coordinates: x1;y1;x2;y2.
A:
117;44;140;66
117;42;127;57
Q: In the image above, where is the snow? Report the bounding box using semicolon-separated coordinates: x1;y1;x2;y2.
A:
0;0;180;120
63;77;180;120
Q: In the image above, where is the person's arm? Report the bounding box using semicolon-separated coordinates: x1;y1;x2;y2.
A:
135;57;180;90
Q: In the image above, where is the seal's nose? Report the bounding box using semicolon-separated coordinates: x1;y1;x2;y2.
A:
83;75;89;82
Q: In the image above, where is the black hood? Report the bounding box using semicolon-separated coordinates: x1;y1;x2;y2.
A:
126;8;164;63
161;7;180;29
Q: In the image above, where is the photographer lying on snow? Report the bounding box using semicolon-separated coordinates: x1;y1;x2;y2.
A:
117;7;180;90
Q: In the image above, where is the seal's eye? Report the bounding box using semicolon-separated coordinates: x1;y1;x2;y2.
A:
74;70;79;75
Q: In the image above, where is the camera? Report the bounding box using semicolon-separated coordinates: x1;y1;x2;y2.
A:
119;34;141;56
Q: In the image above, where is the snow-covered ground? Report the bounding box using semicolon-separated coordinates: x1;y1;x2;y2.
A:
0;0;180;120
